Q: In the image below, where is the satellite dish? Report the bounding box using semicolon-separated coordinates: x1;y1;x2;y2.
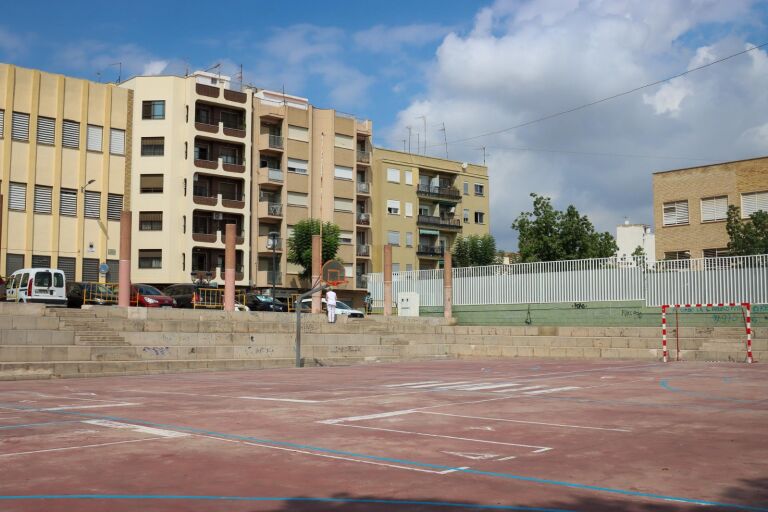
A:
461;162;468;170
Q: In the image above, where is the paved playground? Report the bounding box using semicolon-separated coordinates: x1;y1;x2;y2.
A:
0;359;766;511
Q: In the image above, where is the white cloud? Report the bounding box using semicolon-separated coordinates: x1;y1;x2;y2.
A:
0;25;30;60
387;0;767;251
353;24;452;54
142;60;168;76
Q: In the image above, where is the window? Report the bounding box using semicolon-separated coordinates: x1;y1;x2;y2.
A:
463;181;469;195
37;117;55;145
386;199;400;215
387;231;400;245
663;200;689;226
9;182;26;211
334;165;353;180
406;264;413;272
139;212;163;231
5;254;24;275
664;251;690;260
86;125;103;152
32;255;51;270
84;191;101;218
287;158;308;174
107;194;123;221
287;192;308;207
0;109;4;138
140;174;163;193
463;208;470;223
287;125;309;141
703;248;729;258
62;120;80;148
33;185;52;214
138;250;162;269
142;100;165;120
340;230;353;244
474;211;485;224
141;137;164;156
11;112;29;141
474;183;485;196
334;133;354;149
404;170;413;185
405;202;413;217
387;168;400;183
392;263;400;273
344;264;354;278
334;197;353;212
698;196;728;223
60;189;77;216
741;191;768;217
405;232;413;247
110;128;125;155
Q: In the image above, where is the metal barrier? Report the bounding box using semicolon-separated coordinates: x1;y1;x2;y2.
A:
82;282;119;305
193;288;246;309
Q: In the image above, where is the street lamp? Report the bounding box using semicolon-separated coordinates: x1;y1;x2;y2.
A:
267;231;280;299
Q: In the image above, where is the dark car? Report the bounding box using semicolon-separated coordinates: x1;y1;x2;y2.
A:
245;293;288;312
114;284;175;308
164;283;218;309
0;276;5;301
66;282;118;308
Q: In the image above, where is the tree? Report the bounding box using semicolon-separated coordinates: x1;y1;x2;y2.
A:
451;234;498;267
511;193;618;262
726;205;768;255
286;219;341;280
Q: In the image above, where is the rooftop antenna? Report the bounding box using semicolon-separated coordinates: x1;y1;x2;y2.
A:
416;132;420;155
417;115;427;154
402;139;407;151
477;146;487;165
439;122;448;159
407;126;412;153
235;64;243;90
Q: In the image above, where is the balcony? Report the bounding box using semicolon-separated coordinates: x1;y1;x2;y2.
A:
258;200;283;220
258;166;284;188
196;83;219;99
417;245;445;257
258;132;284;152
356;182;370;195
417;184;461;202
194;140;246;174
356;244;371;258
192;213;244;245
356;213;371;226
356;150;371;164
259;100;286;120
257;270;282;286
193;183;245;210
257;235;283;253
417;215;461;230
356;119;372;135
219;232;245;245
223;89;247;103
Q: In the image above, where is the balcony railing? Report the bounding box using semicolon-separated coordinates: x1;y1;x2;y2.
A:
260;200;283;217
356;182;370;194
356;150;371;164
267;167;284;182
269;134;284;149
356;213;371;226
417;245;445;257
417;215;462;229
356;275;367;289
258;235;283;252
417;184;461;201
356;244;371;257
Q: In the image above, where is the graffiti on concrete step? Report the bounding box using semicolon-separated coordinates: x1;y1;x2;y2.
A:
142;346;170;356
572;303;587;310
621;309;642;319
330;345;362;354
247;346;275;355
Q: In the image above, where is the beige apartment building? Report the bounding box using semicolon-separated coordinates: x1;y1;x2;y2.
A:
0;64;131;281
653;156;768;260
371;148;490;278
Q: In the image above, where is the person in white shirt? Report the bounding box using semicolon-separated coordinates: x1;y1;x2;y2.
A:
325;287;337;323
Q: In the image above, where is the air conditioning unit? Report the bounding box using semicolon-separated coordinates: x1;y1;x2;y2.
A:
213;212;223;220
449;207;456;214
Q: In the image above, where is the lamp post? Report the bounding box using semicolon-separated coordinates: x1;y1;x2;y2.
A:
268;231;280;299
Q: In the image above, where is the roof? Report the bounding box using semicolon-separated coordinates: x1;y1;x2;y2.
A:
653;155;768;175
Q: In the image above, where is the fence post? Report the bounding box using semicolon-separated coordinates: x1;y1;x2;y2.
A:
118;211;131;308
223;224;235;312
383;244;392;316
443;250;452;319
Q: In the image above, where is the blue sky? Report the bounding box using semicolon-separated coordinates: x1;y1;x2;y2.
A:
2;1;767;251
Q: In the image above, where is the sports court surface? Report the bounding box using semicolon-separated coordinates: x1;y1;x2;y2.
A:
0;359;766;511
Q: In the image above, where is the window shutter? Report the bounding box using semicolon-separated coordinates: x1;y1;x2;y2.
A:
31;255;51;268
5;254;25;275
87;125;103;152
405;202;413;217
742;191;768;217
387;168;400;183
62;120;80;148
404;170;413;185
82;258;100;282
107;194;123;221
0;109;4;138
334;165;353;180
34;185;52;214
110;129;125;155
60;189;77;216
287;158;308;174
334;133;353;149
287;125;309;141
37;117;55;145
333;197;353;211
675;201;688;225
287;192;308;206
405;232;413;247
84;191;101;218
57;257;76;281
9;182;26;211
386;199;400;214
140;174;163;193
11;112;29;141
701;196;727;222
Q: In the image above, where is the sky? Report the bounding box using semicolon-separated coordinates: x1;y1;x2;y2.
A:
2;0;767;251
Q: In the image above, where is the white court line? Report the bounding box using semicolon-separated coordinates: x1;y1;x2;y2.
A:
0;437;169;457
193;434;468;475
418;412;631;433
384;381;442;388
83;419;190;438
524;387;581;396
320;410;414;425
407;381;475;389
434;383;495;391
37;403;140;412
460;383;521;391
332;423;552;453
237;397;319;403
492;385;547;393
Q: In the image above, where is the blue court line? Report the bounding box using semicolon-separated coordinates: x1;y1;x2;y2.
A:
0;420;83;430
660;379;756;403
0;495;574;510
1;402;766;511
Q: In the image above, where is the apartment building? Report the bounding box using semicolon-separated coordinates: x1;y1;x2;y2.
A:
0;64;131;281
120;72;253;285
653;156;768;260
370;148;490;280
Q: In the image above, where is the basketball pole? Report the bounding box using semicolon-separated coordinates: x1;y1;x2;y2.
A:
295;282;328;368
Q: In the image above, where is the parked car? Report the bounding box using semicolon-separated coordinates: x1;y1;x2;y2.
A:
5;268;67;305
114;284;176;308
66;282;118;308
0;276;5;301
299;298;365;318
245;293;288;312
164;283;218;309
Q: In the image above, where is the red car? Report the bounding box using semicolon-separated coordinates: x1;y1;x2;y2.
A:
118;284;176;308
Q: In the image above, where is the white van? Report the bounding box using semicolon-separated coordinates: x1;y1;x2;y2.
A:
5;268;67;305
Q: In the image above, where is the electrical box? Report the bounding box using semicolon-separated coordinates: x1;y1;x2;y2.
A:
398;292;419;317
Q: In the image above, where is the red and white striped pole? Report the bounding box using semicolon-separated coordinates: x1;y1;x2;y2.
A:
742;302;753;364
661;305;669;363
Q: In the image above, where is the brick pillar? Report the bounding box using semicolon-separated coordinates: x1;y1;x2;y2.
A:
383;244;392;316
311;234;322;314
443;250;452;320
118;211;131;307
223;224;236;312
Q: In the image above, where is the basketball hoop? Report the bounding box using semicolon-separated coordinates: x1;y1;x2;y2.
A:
321;260;347;288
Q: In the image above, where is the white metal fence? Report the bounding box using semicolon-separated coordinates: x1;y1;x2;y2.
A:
367;254;768;309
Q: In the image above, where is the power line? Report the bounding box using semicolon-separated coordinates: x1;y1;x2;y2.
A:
429;41;768;148
457;142;717;162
